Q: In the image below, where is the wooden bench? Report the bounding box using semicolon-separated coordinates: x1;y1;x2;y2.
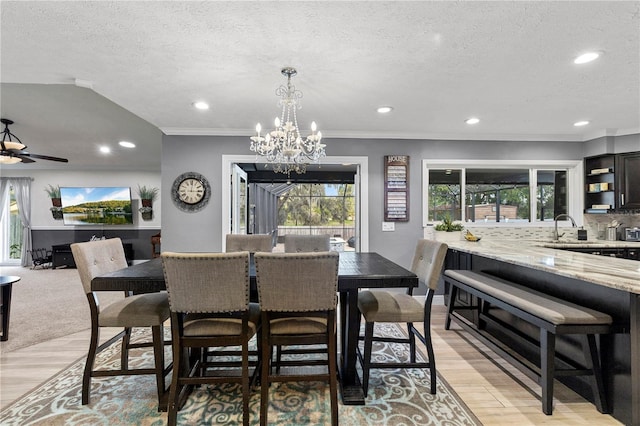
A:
443;269;611;415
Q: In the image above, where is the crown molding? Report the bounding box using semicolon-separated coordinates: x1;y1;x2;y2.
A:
161;127;611;142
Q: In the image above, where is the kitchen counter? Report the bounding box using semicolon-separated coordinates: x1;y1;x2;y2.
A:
442;237;640;425
443;239;640;294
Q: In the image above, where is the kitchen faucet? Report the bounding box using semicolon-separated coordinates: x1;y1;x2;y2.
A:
554;214;577;241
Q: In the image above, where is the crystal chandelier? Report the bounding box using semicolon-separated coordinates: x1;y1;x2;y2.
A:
250;67;325;175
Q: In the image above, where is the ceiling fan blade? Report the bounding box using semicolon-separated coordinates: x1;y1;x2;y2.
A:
21;152;69;163
14;154;36;163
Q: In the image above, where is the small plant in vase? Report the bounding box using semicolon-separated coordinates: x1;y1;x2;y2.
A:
45;185;63;219
434;214;464;232
137;185;159;220
434;214;464;242
45;184;62;207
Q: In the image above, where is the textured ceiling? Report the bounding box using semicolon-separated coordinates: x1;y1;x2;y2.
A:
1;1;639;170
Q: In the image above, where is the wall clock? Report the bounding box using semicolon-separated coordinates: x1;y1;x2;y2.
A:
171;172;211;212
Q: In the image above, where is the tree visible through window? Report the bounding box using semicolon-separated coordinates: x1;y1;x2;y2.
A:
427;166;570;224
1;186;23;262
278;184;355;227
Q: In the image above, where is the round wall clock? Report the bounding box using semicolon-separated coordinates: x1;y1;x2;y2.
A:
171;172;211;212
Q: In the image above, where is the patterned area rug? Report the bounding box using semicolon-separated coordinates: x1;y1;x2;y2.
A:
1;324;481;425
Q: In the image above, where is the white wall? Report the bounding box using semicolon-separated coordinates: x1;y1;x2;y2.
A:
1;169;161;229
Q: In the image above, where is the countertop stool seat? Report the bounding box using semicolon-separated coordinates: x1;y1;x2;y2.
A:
357;239;448;396
71;238;171;409
161;251;260;426
255;252;340;426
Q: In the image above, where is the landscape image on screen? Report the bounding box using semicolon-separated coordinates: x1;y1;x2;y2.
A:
60;187;133;225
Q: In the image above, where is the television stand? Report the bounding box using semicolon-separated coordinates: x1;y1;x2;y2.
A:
52;243;134;269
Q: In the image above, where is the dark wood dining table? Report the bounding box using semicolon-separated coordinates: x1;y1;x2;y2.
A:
91;251;418;405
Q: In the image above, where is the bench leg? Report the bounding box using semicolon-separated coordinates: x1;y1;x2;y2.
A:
444;283;458;330
583;334;609;414
540;329;555;415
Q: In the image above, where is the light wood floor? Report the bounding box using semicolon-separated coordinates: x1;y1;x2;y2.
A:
0;305;622;425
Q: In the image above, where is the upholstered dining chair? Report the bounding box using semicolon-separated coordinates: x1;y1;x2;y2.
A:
254;251;340;426
226;233;273;253
283;234;330;253
161;251;260;426
71;238;171;406
356;239;448;396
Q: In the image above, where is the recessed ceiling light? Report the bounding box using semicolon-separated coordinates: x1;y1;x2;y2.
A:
99;146;111;154
193;101;209;110
574;120;590;127
377;106;393;114
465;117;480;125
574;52;600;64
118;140;136;148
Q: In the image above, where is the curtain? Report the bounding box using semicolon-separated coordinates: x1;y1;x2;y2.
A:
8;177;33;267
0;178;9;223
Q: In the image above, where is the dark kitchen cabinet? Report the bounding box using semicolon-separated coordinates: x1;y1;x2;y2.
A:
616;151;640;209
584;154;616;212
444;249;475;320
584;151;640;212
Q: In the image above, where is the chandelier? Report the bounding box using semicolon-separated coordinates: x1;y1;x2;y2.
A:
250;67;326;175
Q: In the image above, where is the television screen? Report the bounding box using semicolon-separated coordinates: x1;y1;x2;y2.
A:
60;187;133;225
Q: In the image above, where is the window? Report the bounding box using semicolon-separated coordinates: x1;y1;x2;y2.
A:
423;160;581;226
277;184;356;242
427;169;461;222
1;185;22;264
537;170;567;221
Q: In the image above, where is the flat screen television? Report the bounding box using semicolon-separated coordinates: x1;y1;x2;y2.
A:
60;187;133;225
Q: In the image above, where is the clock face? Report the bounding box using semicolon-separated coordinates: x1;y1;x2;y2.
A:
172;172;211;212
178;178;205;204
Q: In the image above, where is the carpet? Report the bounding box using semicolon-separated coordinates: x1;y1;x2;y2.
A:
0;265;123;353
0;323;482;425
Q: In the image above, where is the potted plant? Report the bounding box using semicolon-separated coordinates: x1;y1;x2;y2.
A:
434;214;464;242
45;185;64;219
45;184;62;207
137;185;159;208
137;185;159;220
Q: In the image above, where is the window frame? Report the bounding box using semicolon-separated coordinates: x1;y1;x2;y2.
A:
422;159;584;228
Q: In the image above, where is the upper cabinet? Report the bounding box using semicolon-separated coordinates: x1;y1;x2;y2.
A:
616;152;640;209
584;152;640;212
584;154;616;212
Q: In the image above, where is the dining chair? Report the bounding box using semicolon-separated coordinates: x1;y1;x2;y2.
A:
161;251;260;426
71;238;171;406
356;239;448;395
278;233;332;368
226;233;273;253
254;251;340;426
283;234;330;252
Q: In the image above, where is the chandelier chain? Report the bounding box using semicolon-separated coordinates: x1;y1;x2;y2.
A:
250;67;326;176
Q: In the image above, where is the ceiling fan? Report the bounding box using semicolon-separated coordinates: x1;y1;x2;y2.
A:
0;118;69;164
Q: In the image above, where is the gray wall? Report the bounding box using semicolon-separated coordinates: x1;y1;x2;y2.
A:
583;133;640;157
161;135;588;270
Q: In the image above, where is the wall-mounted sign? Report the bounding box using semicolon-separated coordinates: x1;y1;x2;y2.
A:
384;155;409;221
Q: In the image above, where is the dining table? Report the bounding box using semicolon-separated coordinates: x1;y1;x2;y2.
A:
92;251;418;405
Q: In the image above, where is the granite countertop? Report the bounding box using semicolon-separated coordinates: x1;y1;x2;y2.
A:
443;239;640;294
